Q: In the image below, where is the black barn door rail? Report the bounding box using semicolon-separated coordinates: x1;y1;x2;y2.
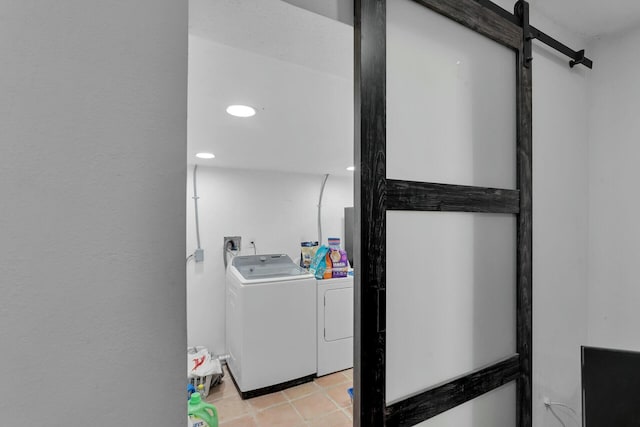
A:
471;0;593;68
385;354;521;427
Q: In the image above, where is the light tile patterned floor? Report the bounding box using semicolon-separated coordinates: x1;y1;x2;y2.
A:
205;366;353;427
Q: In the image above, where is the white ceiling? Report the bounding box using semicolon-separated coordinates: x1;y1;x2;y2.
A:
280;0;640;37
530;0;640;38
188;0;353;176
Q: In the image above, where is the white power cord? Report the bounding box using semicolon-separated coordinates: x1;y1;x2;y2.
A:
544;397;579;426
543;398;577;415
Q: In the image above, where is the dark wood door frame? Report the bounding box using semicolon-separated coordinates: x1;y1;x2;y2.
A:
354;0;532;426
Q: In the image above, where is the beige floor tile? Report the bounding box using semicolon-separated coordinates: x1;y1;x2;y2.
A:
326;384;353;408
344;406;353;420
214;395;251;424
206;379;239;402
308;410;352;427
283;381;321;400
255;402;304;427
314;372;350;388
291;392;339;421
248;391;287;411
209;366;356;426
220;414;258;427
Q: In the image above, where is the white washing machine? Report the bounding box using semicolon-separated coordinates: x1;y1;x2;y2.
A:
316;275;354;376
226;254;317;398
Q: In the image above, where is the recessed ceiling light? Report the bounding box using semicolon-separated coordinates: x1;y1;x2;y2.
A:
196;152;215;159
346;166;355;171
226;105;256;118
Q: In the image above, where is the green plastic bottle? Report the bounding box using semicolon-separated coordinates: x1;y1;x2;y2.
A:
187;392;218;427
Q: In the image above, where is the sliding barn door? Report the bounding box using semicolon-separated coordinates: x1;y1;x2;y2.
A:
354;0;532;426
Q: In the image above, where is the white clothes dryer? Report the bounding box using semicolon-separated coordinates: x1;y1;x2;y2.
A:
316;276;354;376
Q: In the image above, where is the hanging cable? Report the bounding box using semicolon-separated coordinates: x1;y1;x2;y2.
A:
187;165;205;263
544;398;579;426
193;165;202;250
548;407;567;427
544;400;577;416
317;174;329;245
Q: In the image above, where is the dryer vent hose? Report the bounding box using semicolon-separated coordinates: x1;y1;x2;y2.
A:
317;174;329;245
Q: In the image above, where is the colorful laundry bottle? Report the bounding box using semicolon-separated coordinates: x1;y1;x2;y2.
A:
187;392;218;427
324;237;348;278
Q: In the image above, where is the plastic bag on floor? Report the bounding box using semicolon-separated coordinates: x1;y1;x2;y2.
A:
187;346;222;378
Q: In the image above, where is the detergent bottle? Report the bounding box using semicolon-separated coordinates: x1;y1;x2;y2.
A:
187;392;218;427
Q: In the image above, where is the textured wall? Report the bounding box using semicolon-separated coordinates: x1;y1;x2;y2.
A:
587;27;640;351
0;1;187;425
530;31;590;427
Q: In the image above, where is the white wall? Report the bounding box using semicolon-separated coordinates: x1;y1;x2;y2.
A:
587;26;640;351
0;1;187;425
530;18;590;427
186;166;353;354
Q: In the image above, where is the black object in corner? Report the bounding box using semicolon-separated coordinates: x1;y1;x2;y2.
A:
582;346;640;426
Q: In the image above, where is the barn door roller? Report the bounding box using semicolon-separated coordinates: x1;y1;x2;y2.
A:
476;0;593;69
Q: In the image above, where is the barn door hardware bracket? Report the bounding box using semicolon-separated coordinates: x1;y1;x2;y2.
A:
477;0;593;69
515;0;532;67
570;49;586;68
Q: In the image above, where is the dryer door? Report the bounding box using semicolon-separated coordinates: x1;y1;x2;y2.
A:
324;287;354;341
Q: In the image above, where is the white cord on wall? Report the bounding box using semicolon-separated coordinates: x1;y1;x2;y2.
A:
317;174;329;245
543;397;579;426
544;399;577;416
193;164;202;250
188;165;205;262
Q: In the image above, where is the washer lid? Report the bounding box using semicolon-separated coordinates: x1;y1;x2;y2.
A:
232;254;310;281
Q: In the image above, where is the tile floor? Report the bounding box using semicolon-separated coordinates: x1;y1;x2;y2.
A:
205;366;353;427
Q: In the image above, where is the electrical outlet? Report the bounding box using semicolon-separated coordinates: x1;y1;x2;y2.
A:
194;248;204;262
224;236;241;252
